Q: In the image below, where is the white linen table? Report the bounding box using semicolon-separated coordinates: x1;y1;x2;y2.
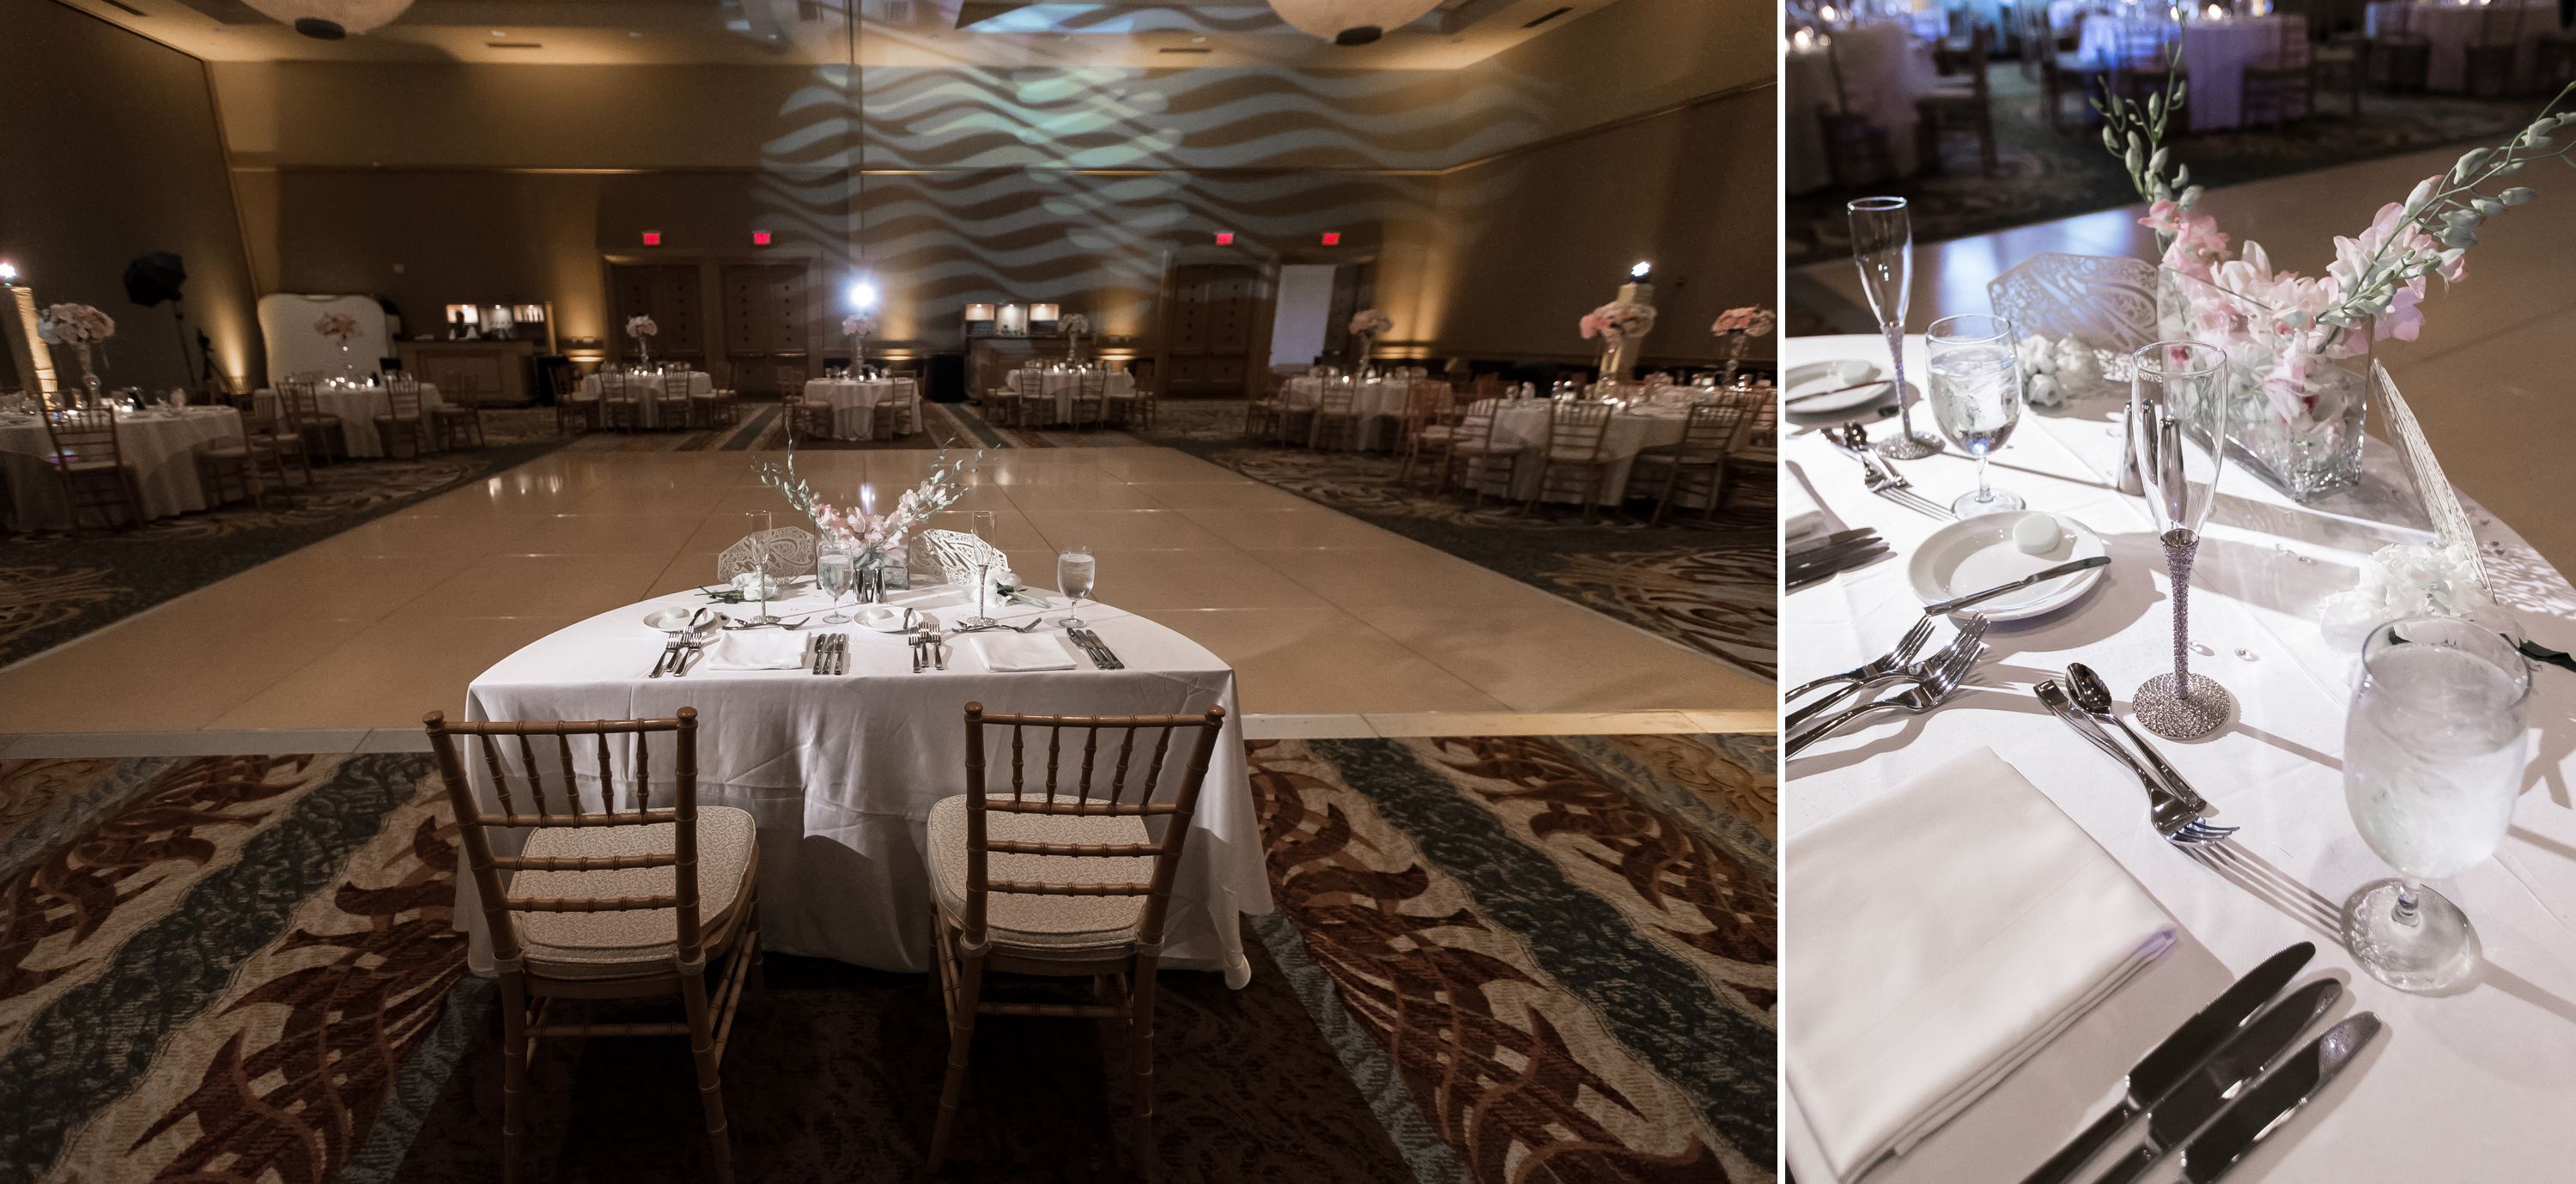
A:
1785;21;1941;194
0;406;245;531
577;371;712;429
1475;402;1690;507
2077;15;2302;131
254;382;445;458
1281;375;1413;449
801;378;918;440
1779;334;2576;1182
455;579;1269;988
1005;369;1135;427
2367;0;2555;93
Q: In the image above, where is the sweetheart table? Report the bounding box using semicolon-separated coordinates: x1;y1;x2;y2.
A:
1781;335;2576;1181
453;578;1267;988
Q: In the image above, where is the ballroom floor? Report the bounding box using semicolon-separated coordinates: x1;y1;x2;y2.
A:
0;445;1766;747
1788;135;2576;576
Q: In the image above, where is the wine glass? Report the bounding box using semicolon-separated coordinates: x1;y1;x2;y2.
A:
2128;340;2234;739
2341;615;2530;991
1848;196;1941;458
963;509;999;628
1059;545;1096;631
817;543;855;624
1925;313;2024;515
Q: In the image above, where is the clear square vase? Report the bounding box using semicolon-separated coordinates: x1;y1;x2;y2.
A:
2156;267;2370;503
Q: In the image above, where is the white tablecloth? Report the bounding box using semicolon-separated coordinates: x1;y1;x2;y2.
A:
456;579;1268;988
0;407;245;531
577;371;712;428
1283;375;1413;449
2366;0;2555;92
801;378;919;440
1780;334;2576;1182
2076;15;2301;131
254;383;445;458
1005;369;1135;426
1469;402;1690;506
1786;21;1941;195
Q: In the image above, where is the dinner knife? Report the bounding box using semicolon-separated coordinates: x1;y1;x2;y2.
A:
1785;538;1886;580
2088;978;2345;1184
2015;941;2316;1184
1786;528;1878;562
2175;1013;2382;1184
1922;556;2111;616
1785;545;1891;592
2519;639;2576;675
1785;379;1891;407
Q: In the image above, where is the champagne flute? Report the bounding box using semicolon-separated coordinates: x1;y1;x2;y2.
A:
963;509;999;628
1848;196;1941;458
1925;313;2025;515
741;510;780;625
1058;545;1096;631
2341;615;2530;991
2128;340;2234;739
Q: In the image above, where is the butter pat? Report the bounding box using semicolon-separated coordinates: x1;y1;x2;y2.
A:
2013;513;2062;556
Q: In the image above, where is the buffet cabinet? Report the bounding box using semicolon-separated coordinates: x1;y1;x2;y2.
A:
397;339;536;406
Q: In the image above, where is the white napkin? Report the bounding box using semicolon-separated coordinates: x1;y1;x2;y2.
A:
1782;474;1827;542
1784;747;2174;1181
971;632;1078;672
697;629;809;671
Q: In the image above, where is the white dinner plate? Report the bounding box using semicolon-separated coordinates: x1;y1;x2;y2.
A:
1782;360;1889;414
1906;511;2109;621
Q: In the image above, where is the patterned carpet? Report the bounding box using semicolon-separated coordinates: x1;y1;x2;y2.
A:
1143;400;1777;680
0;420;570;670
1784;70;2537;266
0;732;1775;1184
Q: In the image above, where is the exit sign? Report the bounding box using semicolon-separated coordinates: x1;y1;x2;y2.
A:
1214;231;1235;246
752;230;772;246
641;231;663;246
1321;232;1341;246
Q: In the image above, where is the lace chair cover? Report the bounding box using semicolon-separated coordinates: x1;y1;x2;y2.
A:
717;526;818;583
1985;252;2157;354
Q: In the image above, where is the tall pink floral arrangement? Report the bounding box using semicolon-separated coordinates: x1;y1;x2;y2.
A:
756;446;980;565
314;312;361;346
1709;306;1774;386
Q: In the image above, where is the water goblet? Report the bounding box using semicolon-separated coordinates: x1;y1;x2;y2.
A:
2340;615;2530;991
1058;545;1096;631
1925;313;2025;515
817;546;855;625
1849;196;1942;458
2128;340;2235;739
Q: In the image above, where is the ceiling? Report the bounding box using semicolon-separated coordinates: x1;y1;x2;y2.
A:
62;0;1620;68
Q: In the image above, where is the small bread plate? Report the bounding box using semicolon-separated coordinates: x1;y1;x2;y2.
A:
854;604;914;633
1783;360;1892;415
1906;511;2109;622
643;606;700;634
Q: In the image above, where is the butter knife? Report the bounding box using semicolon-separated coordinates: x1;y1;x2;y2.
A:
1922;556;2110;616
2016;942;2316;1184
2175;1013;2382;1183
2090;978;2345;1184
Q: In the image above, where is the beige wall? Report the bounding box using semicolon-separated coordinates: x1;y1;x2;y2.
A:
0;0;258;392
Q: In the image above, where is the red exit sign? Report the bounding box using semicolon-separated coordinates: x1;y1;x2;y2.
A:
641;231;663;246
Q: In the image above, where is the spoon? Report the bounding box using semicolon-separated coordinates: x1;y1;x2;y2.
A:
2064;662;2211;811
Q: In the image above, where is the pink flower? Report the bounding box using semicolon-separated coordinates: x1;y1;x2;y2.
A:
2374;277;2427;343
2143;200;2230;281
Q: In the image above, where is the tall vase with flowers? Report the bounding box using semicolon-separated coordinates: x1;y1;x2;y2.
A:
2103;50;2573;501
1347;309;1392;370
315;312;361;382
36;303;114;408
842;313;877;371
1581;301;1656;382
1060;313;1091;362
755;445;981;600
626;314;658;369
1710;306;1775;387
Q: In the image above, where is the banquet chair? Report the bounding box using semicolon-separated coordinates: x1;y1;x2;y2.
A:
423;708;762;1184
375;375;433;458
2111;21;2186;112
921;702;1230;1179
2312;22;2369;118
1103;373;1142;430
554;367;602;434
1525;400;1617;519
237;390;313;495
1013;370;1059;429
1437;397;1526;510
2243;17;2317;127
694;363;741;429
650;373;695;432
1629;400;1752;524
2464;3;2527;99
598;372;646;433
1243;376;1292;443
1728;392;1779;501
1070;370;1109;432
790;380;838;441
282;378;348;462
771;359;810;400
1395;383;1457;486
1306;382;1364;451
2367;3;2431;92
433;390;488;451
41;406;143;532
1916;27;1998;176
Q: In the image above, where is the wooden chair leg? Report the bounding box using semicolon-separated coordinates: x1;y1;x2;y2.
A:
1129;953;1160;1182
927;950;986;1172
499;976;530;1184
682;975;735;1184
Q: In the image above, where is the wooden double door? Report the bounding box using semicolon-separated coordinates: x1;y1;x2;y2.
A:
607;259;813;396
1163;263;1260;398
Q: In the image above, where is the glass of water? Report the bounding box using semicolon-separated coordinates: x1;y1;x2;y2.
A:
1925;313;2024;516
2341;614;2530;991
1058;546;1096;631
817;544;855;624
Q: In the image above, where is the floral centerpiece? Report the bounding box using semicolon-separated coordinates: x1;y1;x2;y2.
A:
1709;305;1774;386
1060;312;1091;361
37;303;114;404
315;311;362;380
753;445;981;596
1348;308;1392;367
2102;56;2572;499
1581;300;1656;380
626;313;659;367
841;313;877;368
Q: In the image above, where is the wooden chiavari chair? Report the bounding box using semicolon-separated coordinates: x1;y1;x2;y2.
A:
1243;373;1291;442
281;376;347;462
554;366;602;434
1525;400;1617;518
598;370;646;432
424;708;762;1184
923;702;1229;1179
1436;396;1526;509
2243;15;2317;127
1306;380;1364;450
694;362;741;429
1013;370;1059;429
1916;26;1997;175
1069;369;1109;431
2464;3;2526;99
429;378;488;450
649;370;695;431
41;405;143;530
770;358;809;402
374;374;432;458
1629;399;1752;523
197;410;283;511
2369;3;2432;92
1395;381;1456;485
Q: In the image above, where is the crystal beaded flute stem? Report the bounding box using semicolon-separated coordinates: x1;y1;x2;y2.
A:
2128;340;2236;740
1849;196;1942;459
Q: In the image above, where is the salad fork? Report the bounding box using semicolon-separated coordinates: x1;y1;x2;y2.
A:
1787;616;1988;731
1787;616;1937;705
1787;631;1984;756
2036;680;2237;846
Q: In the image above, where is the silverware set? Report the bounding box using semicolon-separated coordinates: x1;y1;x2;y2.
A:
2036;663;2236;847
808;632;847;676
2019;941;2380;1184
1830;422;1955;520
1786;528;1887;591
1066;627;1124;669
1786;617;1986;756
649;608;714;678
910;625;946;673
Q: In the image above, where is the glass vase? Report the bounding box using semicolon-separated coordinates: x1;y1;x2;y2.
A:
2157;266;2370;502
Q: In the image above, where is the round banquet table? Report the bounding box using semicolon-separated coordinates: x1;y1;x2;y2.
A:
253;382;444;458
455;577;1268;988
801;377;919;440
1006;368;1135;426
1474;400;1692;507
0;406;246;531
576;371;713;429
2075;15;2302;131
2366;0;2555;93
1779;334;2576;1182
1785;21;1941;195
1282;375;1413;449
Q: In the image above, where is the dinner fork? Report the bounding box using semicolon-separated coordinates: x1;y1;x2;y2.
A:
1787;616;1988;732
1786;630;1983;756
1830;424;1955;520
1785;616;1937;705
2035;681;2237;846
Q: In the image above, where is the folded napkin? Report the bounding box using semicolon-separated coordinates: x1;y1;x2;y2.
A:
971;632;1078;672
697;629;809;671
1785;747;2174;1181
1782;471;1828;542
